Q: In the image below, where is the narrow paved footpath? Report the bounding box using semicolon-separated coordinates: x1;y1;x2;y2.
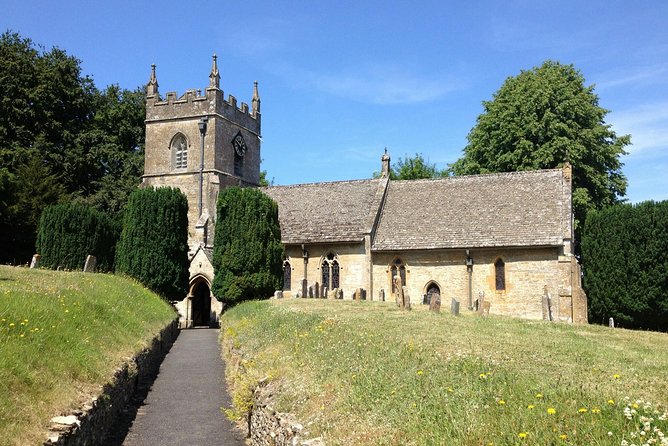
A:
121;328;245;446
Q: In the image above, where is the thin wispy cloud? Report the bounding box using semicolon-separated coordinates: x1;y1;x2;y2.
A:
596;64;668;90
608;102;668;155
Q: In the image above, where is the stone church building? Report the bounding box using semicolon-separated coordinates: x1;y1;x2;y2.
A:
142;58;587;327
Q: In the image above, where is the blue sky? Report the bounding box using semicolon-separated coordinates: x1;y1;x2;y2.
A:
3;1;668;202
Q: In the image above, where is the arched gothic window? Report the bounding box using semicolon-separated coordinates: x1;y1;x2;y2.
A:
495;258;506;291
321;253;340;289
171;133;188;169
283;260;291;291
390;258;406;293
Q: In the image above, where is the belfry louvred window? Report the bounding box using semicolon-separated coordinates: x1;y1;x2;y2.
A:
172;133;188;169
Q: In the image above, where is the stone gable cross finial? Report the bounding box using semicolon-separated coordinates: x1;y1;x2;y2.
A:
146;63;159;97
209;54;220;89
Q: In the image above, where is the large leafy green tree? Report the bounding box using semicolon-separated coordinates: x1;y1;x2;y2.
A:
212;187;283;305
449;61;630;232
0;31;145;263
115;187;189;300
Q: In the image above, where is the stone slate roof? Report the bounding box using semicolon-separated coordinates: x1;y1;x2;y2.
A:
262;179;383;244
372;169;566;251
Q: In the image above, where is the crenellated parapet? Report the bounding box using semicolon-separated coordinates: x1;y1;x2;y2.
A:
145;58;261;135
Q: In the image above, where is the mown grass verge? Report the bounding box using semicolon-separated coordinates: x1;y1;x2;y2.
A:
0;265;176;446
221;299;668;446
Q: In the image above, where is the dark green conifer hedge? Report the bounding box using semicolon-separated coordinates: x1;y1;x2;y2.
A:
212;187;283;304
115;187;189;300
36;203;119;271
582;201;668;331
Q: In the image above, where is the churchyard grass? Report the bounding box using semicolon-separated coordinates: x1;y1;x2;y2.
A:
222;299;668;445
0;265;176;446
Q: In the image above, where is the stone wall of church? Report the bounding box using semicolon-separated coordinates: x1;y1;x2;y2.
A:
371;247;565;321
282;243;367;299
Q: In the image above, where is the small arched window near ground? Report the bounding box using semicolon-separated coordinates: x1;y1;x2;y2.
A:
283;260;291;291
495;258;506;291
171;133;188;169
425;282;441;305
390;258;406;293
321;253;340;289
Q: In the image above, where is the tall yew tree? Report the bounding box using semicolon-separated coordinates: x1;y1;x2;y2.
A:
212;187;283;305
449;61;630;233
115;187;189;300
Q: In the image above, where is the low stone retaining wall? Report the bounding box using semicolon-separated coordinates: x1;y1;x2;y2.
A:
44;319;179;445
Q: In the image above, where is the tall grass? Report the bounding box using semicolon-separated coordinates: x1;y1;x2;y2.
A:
222;299;668;445
0;266;176;446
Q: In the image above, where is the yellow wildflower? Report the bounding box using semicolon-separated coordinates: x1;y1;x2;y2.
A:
417;370;423;376
535;393;543;399
607;399;615;405
559;434;568;440
578;408;588;413
498;400;506;405
613;374;620;379
591;407;601;414
518;432;528;439
527;404;535;409
547;408;556;415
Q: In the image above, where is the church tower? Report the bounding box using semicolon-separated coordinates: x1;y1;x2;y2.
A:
142;56;261;256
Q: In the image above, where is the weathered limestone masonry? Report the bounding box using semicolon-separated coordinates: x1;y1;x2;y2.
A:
44;320;179;446
142;57;261;327
266;160;587;323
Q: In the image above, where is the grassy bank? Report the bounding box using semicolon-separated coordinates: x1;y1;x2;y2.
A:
222;299;668;446
0;266;176;446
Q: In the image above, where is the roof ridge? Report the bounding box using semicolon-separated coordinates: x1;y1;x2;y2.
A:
263;178;379;190
392;168;563;184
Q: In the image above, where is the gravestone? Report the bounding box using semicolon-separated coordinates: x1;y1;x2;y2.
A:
451;298;460;316
337;289;343;300
314;282;320;298
361;288;367;300
83;255;97;273
429;292;441;312
273;290;283;299
323;286;328;299
481;301;491;317
609;317;615;328
394;275;403;307
542;286;553;321
378;289;385;302
477;291;486;314
308;286;314;298
354;288;361;301
402;285;411;310
30;254;41;269
296;290;302;298
301;279;307;298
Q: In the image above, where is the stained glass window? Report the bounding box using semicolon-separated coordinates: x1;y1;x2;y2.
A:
331;260;339;289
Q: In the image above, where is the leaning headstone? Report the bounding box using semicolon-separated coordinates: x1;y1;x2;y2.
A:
337;289;343;300
482;301;491;317
308;286;314;298
30;254;41;269
274;290;283;299
477;292;486;314
609;317;615;328
402;285;411;310
378;289;385;302
83;255;97;273
450;298;460;315
429;292;441;312
314;282;320;298
301;279;307;299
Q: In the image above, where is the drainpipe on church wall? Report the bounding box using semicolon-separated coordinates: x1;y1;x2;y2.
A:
466;250;474;310
198;117;208;217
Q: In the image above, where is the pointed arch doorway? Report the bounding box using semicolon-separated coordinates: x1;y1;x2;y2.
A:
190;279;211;327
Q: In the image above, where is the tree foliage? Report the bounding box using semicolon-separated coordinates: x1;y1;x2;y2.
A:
374;153;443;180
582;201;668;332
0;31;145;263
449;60;630;232
36;203;119;271
212;187;283;305
115;188;189;300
